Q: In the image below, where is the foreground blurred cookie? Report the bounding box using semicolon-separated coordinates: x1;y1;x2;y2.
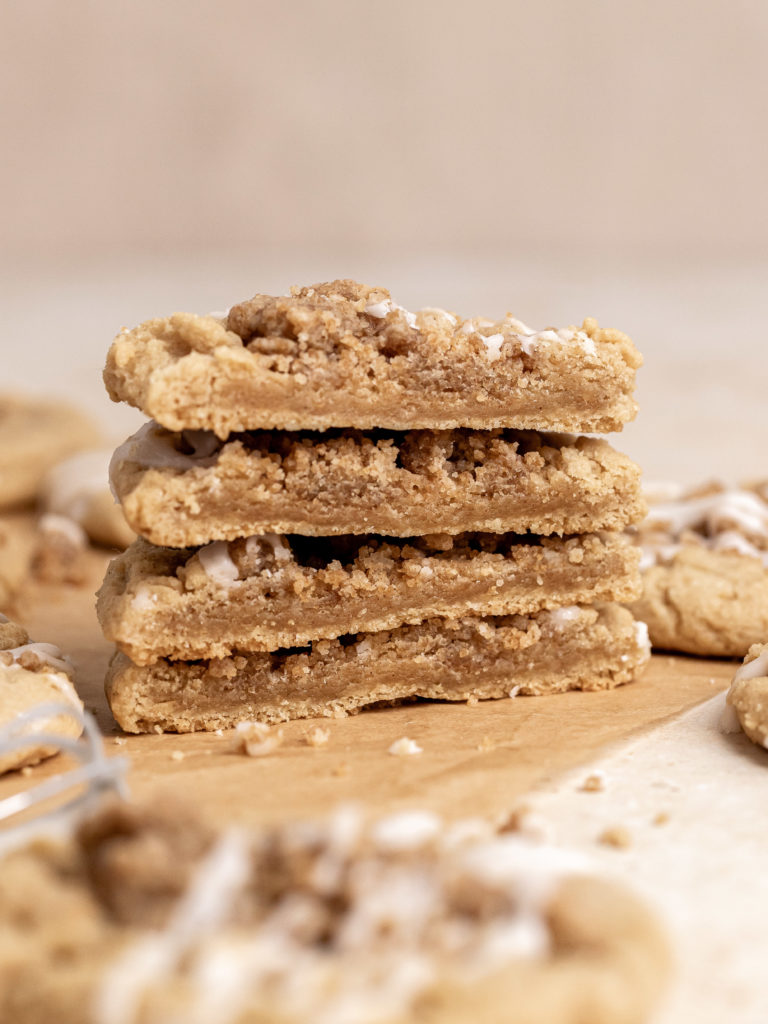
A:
0;395;97;510
104;279;642;435
0;614;83;773
0;798;670;1024
629;483;768;656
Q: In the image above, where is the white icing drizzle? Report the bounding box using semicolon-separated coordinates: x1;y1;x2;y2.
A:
109;421;221;494
38;512;87;548
734;649;768;683
364;299;418;330
198;541;240;587
719;697;743;735
6;642;74;676
482;333;504;362
546;605;582;629
634;620;651;654
640;486;768;568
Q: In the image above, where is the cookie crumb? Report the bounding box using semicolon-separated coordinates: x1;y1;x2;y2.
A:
213;729;224;737
477;735;496;752
652;811;670;826
170;750;185;762
20;765;33;777
112;737;126;746
598;826;632;849
152;725;163;735
388;737;422;757
235;720;284;757
466;694;479;707
579;771;606;792
331;762;350;777
497;804;551;841
306;726;331;748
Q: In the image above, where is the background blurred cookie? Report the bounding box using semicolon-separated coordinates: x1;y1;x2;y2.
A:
40;448;134;549
0;613;83;773
628;482;768;656
0;395;98;510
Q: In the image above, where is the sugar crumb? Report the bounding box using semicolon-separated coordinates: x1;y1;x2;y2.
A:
235;720;284;757
598;826;632;849
477;735;496;752
579;771;606;793
112;737;127;746
508;685;520;699
152;725;163;735
170;750;185;762
388;736;422;757
306;726;331;748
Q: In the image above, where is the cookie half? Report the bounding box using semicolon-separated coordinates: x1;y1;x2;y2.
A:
105;603;650;732
98;532;641;664
110;423;645;547
104;279;642;435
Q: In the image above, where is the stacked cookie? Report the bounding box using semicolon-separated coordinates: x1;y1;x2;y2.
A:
98;280;650;733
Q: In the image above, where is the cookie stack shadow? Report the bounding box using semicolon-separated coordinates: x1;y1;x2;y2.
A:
98;280;650;733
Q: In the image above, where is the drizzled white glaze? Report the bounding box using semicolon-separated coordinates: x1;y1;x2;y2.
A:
546;605;582;629
109;421;222;494
734;649;768;683
198;541;240;587
640;486;768;568
6;642;74;676
364;299;418;330
38;512;87;547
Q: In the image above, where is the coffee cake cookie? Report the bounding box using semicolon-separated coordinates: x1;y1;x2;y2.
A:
106;603;650;731
725;644;768;749
0;798;669;1024
104;279;642;435
0;614;83;773
41;449;134;549
629;483;768;656
0;395;97;510
110;422;645;547
98;532;641;664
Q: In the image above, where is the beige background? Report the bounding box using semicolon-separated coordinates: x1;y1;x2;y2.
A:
2;0;768;480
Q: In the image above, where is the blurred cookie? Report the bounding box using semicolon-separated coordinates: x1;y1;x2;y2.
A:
41;449;134;549
0;395;98;510
726;644;768;749
0;799;670;1023
629;483;768;656
0;614;83;773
